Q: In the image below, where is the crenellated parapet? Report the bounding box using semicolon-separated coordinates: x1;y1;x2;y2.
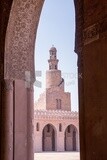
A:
34;109;78;120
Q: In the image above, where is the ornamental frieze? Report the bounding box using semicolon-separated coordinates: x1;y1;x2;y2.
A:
83;23;99;45
4;0;44;80
83;18;107;45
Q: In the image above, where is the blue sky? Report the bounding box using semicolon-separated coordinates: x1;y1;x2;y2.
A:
34;0;78;111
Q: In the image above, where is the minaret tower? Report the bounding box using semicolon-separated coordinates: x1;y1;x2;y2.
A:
35;46;71;111
46;46;64;90
48;46;59;70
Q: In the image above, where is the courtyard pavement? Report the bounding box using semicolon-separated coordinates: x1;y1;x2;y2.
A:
34;152;80;160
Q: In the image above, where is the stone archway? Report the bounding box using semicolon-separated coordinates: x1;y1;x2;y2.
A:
64;124;78;151
1;0;107;160
42;124;56;151
0;0;82;159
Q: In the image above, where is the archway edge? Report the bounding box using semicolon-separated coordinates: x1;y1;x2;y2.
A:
42;123;56;152
4;0;45;80
3;0;82;160
65;124;78;132
42;123;57;133
4;0;83;80
64;124;78;151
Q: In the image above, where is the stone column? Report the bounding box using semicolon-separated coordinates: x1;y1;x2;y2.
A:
27;84;34;160
2;79;13;160
57;132;64;151
34;131;42;152
76;129;80;152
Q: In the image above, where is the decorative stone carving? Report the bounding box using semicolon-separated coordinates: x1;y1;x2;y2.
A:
83;17;107;45
83;23;99;45
34;109;78;120
4;0;44;80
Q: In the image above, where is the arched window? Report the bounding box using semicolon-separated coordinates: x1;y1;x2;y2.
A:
36;122;39;131
55;65;57;69
59;99;61;109
59;123;62;132
49;65;51;69
56;99;61;109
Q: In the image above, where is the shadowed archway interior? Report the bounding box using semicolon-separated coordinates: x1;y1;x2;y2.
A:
65;124;77;151
42;124;56;151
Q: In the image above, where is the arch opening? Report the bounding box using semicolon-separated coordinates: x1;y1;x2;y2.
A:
1;2;82;159
42;124;56;152
34;0;79;155
64;124;78;151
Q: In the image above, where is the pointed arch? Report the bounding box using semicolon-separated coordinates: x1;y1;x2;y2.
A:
64;124;78;151
42;123;57;151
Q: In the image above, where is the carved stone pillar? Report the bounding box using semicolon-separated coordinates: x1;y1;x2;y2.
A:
27;85;34;160
2;79;13;160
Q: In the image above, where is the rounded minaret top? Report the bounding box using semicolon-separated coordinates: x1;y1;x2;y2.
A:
49;46;57;52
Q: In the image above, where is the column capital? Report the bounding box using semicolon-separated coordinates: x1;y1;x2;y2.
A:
3;79;13;91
